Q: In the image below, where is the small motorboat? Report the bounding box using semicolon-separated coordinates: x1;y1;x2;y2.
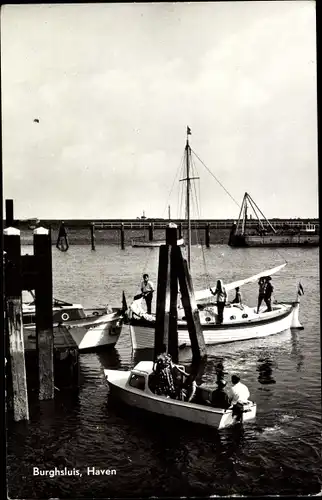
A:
23;295;124;351
104;361;257;430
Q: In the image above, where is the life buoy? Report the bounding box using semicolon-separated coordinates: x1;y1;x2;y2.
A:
205;317;211;322
230;315;236;320
93;311;99;316
242;313;248;318
61;312;70;321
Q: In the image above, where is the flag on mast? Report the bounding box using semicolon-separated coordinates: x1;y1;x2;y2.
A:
298;283;304;296
187;126;191;135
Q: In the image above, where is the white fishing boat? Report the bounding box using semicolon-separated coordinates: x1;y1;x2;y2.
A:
127;129;304;350
104;361;257;430
23;294;124;351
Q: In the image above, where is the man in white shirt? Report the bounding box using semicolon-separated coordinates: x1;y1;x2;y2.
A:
141;273;154;314
228;374;250;422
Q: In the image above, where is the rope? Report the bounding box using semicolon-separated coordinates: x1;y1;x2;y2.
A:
191;148;240;208
160;151;185;219
190;155;211;288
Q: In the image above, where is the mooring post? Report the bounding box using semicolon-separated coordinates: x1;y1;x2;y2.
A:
154;224;179;362
90;223;96;251
148;222;154;242
167;225;179;364
4;227;29;421
205;223;210;248
120;223;125;250
5;199;14;228
178;222;183;240
154;245;171;359
34;227;54;400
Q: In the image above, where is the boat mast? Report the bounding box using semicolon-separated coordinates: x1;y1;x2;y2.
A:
185;130;191;268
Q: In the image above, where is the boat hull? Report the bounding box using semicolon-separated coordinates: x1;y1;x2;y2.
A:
131;238;184;248
129;304;299;350
105;369;256;430
230;234;319;247
24;312;123;351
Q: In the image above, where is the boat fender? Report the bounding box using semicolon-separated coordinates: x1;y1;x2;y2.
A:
242;313;248;318
230;315;236;320
61;312;70;321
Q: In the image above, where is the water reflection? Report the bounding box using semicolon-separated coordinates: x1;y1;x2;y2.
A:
290;331;305;372
257;358;276;385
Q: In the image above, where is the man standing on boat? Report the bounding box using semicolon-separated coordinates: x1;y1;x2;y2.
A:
141;273;154;314
264;276;274;312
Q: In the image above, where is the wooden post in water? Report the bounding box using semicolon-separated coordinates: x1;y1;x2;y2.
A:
167;225;179;364
154;245;171;359
4;227;29;421
90;223;96;251
205;223;210;248
34;227;54;400
5;199;14;228
120;223;125;250
148;222;154;242
178;222;183;240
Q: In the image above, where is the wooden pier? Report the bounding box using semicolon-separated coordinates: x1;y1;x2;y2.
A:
4;200;80;422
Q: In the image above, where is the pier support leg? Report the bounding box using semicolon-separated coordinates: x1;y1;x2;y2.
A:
120;223;125;250
5;199;14;228
90;223;96;251
56;221;69;252
178;223;183;240
148;223;154;242
34;228;54;400
4;228;29;421
205;223;210;248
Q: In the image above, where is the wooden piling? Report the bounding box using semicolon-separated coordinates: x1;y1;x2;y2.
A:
154;245;171;359
34;227;54;400
4;227;29;421
90;223;96;251
120;223;125;250
148;222;154;242
5;199;14;228
205;223;210;248
178;223;183;240
168;226;179;364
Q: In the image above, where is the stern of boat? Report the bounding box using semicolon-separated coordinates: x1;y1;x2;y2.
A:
218;402;257;430
290;301;304;330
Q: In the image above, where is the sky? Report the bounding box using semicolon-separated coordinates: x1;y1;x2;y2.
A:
1;2;318;220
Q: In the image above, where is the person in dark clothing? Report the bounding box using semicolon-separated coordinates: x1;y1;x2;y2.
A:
141;274;154;314
209;380;230;409
257;277;266;314
153;353;176;398
264;277;274;312
231;287;243;308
